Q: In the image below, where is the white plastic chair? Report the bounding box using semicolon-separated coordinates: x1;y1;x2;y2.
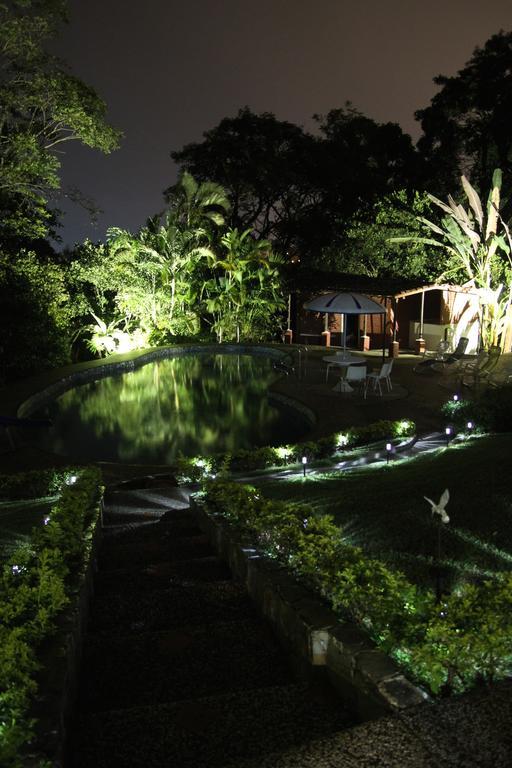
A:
365;360;393;396
345;365;368;396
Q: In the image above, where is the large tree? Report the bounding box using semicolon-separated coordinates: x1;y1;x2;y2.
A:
170;105;420;264
170;107;320;256
0;0;121;247
416;31;512;196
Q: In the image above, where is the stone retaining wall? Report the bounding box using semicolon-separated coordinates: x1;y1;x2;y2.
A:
193;499;428;722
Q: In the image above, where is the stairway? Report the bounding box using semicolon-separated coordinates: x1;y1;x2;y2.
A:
69;476;355;767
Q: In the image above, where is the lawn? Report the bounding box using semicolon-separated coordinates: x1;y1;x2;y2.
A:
256;434;512;589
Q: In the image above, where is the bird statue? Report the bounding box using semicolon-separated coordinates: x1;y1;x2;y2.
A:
424;488;450;524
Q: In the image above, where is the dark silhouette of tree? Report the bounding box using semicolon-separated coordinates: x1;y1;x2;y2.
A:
170;107;318;256
416;31;512;196
170;105;420;265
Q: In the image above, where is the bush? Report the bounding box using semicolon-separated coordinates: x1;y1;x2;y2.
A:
0;252;72;384
201;480;512;696
174;418;416;481
0;467;103;767
0;469;77;501
441;385;512;434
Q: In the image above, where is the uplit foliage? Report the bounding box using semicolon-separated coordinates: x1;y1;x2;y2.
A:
0;250;71;382
395;169;512;349
326;190;441;280
71;174;286;355
202;228;285;343
202;480;512;695
0;467;102;768
0;0;121;246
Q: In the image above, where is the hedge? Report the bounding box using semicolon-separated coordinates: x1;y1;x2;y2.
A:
175;418;415;482
201;480;512;696
0;468;103;768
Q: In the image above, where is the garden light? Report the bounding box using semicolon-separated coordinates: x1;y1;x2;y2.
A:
467;421;473;431
386;442;392;464
453;394;459;402
302;455;307;477
445;426;452;445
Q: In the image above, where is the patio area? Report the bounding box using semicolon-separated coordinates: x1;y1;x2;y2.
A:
271;347;455;439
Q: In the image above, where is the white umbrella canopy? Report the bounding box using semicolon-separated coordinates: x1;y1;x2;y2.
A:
304;292;386;315
303;292;386;354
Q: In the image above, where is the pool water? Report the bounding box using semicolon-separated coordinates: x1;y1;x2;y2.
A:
27;354;310;464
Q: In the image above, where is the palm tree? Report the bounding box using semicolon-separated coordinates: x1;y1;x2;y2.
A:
202;228;285;342
165;170;231;231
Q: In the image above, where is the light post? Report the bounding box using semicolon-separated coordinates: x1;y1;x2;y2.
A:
302;455;307;477
385;442;392;465
467;420;473;432
445;426;452;446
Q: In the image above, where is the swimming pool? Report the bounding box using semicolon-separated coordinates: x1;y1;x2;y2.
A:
26;353;311;464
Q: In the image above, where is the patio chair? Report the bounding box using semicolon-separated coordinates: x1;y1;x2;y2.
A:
365;360;393;397
463;346;502;388
414;336;469;373
423;339;451;361
345;365;368;397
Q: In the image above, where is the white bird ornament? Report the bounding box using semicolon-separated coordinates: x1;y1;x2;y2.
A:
424;488;450;524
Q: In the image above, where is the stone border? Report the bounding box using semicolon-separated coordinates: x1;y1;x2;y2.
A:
193;499;429;722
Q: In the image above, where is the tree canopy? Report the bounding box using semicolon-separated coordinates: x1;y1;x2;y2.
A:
170;105;421;264
0;0;121;248
416;31;512;196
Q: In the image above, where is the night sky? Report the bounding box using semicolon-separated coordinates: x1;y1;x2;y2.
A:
54;0;512;248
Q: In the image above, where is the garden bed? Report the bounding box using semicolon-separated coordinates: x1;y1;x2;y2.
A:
0;468;104;768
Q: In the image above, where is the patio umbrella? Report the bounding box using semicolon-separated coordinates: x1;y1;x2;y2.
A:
303;292;387;357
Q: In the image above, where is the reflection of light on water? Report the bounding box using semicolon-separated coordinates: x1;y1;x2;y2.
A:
32;354;310;463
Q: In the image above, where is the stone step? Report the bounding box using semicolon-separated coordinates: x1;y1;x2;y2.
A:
72;682;355;768
89;581;257;636
94;556;232;595
79;619;293;713
102;516;201;545
98;533;213;570
102;486;191;524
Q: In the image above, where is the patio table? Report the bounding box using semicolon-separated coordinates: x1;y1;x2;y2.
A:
323;354;367;392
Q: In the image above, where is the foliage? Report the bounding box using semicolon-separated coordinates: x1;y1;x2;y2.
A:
0;467;102;768
409;576;512;694
171;105;421;262
323;190;441;280
202;228;286;342
0;250;71;383
201;479;512;694
394;169;512;349
0;468;77;501
416;31;512;195
0;0;121;246
170;107;318;255
442;384;512;433
174;418;416;480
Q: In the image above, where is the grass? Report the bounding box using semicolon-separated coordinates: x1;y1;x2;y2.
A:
256;434;512;589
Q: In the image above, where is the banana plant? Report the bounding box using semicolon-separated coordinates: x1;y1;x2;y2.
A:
393;169;512;349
